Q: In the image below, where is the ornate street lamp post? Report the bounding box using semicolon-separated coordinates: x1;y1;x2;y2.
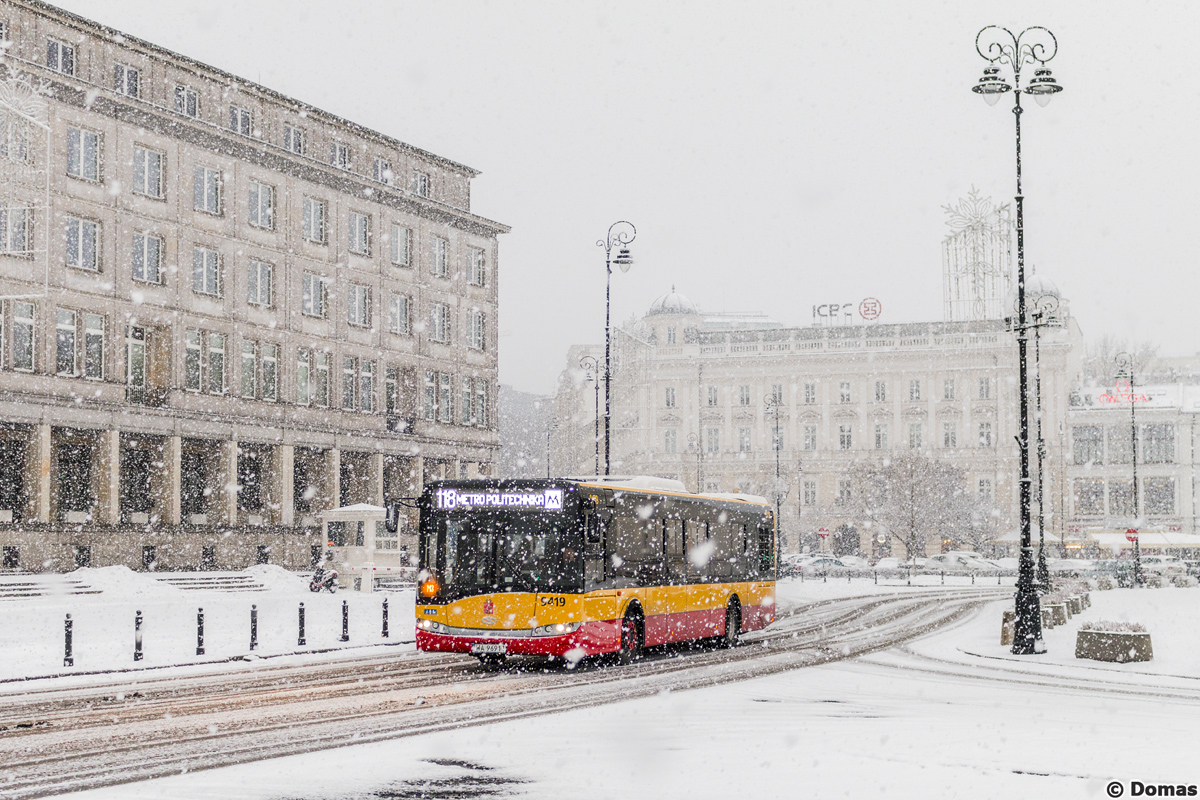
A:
545;418;558;479
1115;351;1145;586
597;222;636;476
1030;293;1061;591
687;432;702;494
578;355;600;475
766;397;787;568
972;25;1063;655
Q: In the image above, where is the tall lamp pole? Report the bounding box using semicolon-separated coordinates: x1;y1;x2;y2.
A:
687;433;702;494
766;398;786;567
972;24;1063;655
1115;351;1145;586
579;355;600;475
598;222;636;476
1030;293;1061;590
545;418;558;479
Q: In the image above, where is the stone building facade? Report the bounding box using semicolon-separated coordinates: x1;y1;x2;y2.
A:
0;0;507;572
553;289;1082;557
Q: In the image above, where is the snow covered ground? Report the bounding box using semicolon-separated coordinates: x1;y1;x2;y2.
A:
62;580;1200;800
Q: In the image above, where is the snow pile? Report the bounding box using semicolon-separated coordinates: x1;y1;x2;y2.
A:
73;566;178;597
1080;620;1148;633
242;564;309;592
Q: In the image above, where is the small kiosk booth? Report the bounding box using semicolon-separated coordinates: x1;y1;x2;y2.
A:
318;503;416;592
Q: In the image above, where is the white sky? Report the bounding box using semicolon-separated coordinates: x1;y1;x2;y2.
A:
54;0;1200;394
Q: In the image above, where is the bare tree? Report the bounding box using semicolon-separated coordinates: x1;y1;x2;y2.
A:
847;454;966;565
1082;335;1158;384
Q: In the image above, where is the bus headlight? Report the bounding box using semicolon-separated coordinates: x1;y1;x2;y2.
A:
532;622;582;637
417;619;450;634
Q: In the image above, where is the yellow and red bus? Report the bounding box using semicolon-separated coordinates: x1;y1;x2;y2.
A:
413;476;776;665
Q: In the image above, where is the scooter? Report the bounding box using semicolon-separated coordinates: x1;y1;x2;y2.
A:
309;566;338;593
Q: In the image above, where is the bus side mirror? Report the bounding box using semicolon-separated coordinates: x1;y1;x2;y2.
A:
385;503;400;533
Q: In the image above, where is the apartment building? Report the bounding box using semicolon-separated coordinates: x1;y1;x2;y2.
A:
0;1;508;572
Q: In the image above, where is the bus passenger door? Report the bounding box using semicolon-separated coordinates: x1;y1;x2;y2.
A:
584;512;606;588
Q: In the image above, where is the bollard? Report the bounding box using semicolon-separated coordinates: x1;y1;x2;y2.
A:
823;571;827;583
196;608;205;656
382;597;389;639
998;573;1002;586
874;570;878;585
64;614;74;667
298;602;306;646
972;571;976;585
941;570;945;585
134;609;143;662
340;599;349;642
847;571;851;584
250;604;258;651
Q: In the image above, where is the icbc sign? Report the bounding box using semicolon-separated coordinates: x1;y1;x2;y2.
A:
858;298;882;321
812;298;883;326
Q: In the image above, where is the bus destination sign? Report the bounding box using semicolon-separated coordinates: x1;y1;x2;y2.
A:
436;488;564;511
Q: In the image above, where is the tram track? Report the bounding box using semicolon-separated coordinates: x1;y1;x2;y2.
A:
0;587;1007;799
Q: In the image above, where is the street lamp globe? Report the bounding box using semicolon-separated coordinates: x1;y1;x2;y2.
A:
972;65;1012;105
1025;68;1064;107
613;247;634;272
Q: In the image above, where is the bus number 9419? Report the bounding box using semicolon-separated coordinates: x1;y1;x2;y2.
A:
539;596;566;608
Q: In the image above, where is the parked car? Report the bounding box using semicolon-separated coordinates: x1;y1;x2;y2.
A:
923;553;998;573
1185;560;1200;578
799;557;848;575
1094;559;1137;587
837;555;870;570
1138;555;1186;576
1047;558;1096;576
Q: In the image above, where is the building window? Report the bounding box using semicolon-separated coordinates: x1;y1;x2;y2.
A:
739;428;752;452
126;325;146;399
839;382;851;404
838;424;852;450
184;330;201;390
836;480;851;505
192;246;220;296
978;422;993;448
174;85;199;118
132;232;163;284
1073;425;1103;464
65;217;99;271
664;429;677;454
461;376;475;425
667;327;677;345
240;340;257;398
979;377;991;400
229;106;252;136
296;350;311;405
46;39;74;75
467;247;486;286
12;301;33;371
342;356;357;410
1074;478;1104;516
391;224;411;266
84;314;104;379
908;380;921;401
56;309;77;376
1144;477;1175;514
874;424;887;450
1108;479;1134;516
908;423;922;449
439;373;453;423
247;259;272;307
302;273;328;318
360;360;374;412
207;333;226;394
978;478;993;502
302;198;326;243
248;181;275;229
770;384;783;404
384;367;401;416
373;157;392;184
430;236;448;277
664;387;676;408
475;379;489;428
283;124;305;155
389;294;411;335
803;425;817;452
349;211;371;255
1143;424;1175;464
941;378;954;401
313;352;330;407
707;386;719;407
347;284;371;327
67;128;100;181
874;381;887;402
0;205;30;254
424;372;436;421
429;302;450;343
413;171;430;197
467;309;486;351
938;422;955;448
706;427;720;454
133;146;163;198
1107;426;1133;464
262;343;278;401
330;141;350;170
739;385;751;406
193;166;222;214
803;480;817;507
804;382;816;405
113;64;139;97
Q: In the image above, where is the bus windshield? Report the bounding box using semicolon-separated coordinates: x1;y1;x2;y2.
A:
426;511;584;595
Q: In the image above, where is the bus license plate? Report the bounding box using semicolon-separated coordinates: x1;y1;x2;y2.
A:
471;643;507;654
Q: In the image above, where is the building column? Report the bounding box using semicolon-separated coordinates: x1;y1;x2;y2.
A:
410;455;425;496
31;424;51;524
369;452;384;507
162;435;181;526
324;447;341;511
97;429;120;525
216;439;239;526
273;444;295;526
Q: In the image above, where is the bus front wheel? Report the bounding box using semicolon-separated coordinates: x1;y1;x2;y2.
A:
721;603;741;649
618;615;643;664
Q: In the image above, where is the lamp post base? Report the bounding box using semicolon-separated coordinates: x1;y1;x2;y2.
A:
1011;582;1046;655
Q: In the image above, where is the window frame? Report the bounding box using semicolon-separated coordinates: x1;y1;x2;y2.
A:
132;145;164;199
248;180;275;229
132;231;163;285
191;245;221;297
247;259;273;307
66;127;100;182
302;197;327;243
65;216;100;272
347;284;371;328
193;165;222;215
113;63;140;97
46;39;75;76
174;84;199;118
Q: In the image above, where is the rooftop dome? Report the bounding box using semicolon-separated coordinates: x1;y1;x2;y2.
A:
648;286;699;316
1005;267;1064;315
